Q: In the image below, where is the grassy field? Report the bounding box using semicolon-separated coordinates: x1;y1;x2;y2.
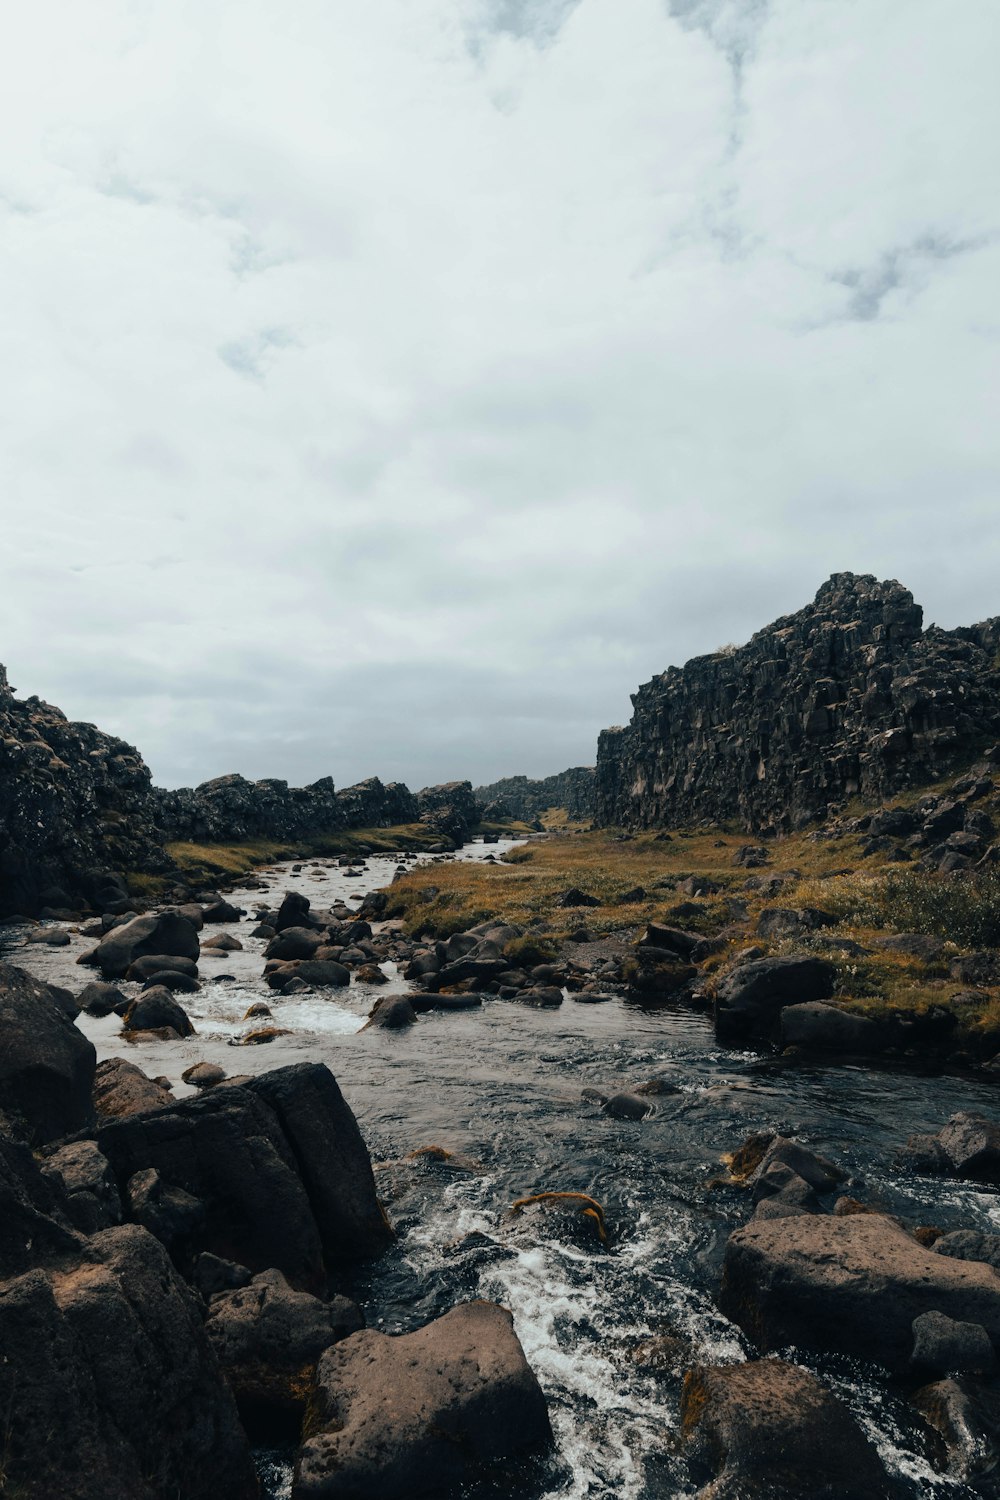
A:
382;822;1000;1048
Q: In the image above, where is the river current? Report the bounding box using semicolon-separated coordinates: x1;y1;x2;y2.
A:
8;837;1000;1499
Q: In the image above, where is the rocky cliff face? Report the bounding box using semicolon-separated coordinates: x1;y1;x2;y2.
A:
152;774;419;844
416;781;483;844
0;665;168;916
595;574;1000;833
474;768;595;822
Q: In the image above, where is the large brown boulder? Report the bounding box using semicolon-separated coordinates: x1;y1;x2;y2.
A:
0;1223;257;1500
721;1213;1000;1372
680;1359;898;1498
294;1301;551;1499
0;962;96;1142
86;911;200;978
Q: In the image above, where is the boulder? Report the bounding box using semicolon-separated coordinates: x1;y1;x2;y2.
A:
714;955;836;1041
276;891;316;932
122;987;194;1037
914;1375;1000;1487
269;959;350;989
780;1002;881;1053
97;1085;329;1291
749;1136;846;1195
721;1213;1000;1372
93;1057;174;1119
934;1230;1000;1271
555;888;601;908
266;926;325;961
0;1223;257;1500
206;1267;363;1412
126;1167;205;1249
911;1310;995;1374
245;1064;394;1263
141;968;200;993
127;954;200;982
0;962;96;1142
77;980;127;1016
937;1113;1000;1182
88;912;200;977
182;1061;226;1089
294;1302;551;1500
40;1140;122;1233
362;996;417;1030
680;1359;896;1499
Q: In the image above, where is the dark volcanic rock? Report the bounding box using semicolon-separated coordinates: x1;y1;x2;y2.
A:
720;1213;1000;1372
152;772;418;844
245;1064;394;1263
595;574;1000;832
206;1267;363;1413
680;1358;897;1499
294;1301;552;1500
0;662;169;916
0;1222;257;1500
473;767;596;822
93;1057;174;1118
0;962;96;1143
714;955;836;1042
87;911;200;978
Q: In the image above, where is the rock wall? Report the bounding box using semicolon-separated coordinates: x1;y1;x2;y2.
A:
474;767;595;822
416;781;483;844
153;774;419;845
0;666;168;916
595;574;1000;833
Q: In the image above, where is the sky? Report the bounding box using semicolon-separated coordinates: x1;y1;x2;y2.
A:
2;0;998;792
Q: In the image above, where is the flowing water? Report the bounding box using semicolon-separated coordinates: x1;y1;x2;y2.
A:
7;838;1000;1499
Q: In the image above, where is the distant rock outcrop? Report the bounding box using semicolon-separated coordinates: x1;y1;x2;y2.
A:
474;767;595;822
416;781;482;845
595;574;1000;833
152;774;418;844
0;664;168;916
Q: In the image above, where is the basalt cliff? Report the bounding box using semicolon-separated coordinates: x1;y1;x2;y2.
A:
0;665;170;917
595;573;1000;833
474;767;595;823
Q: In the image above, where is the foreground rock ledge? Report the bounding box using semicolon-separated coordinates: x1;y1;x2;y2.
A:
721;1213;1000;1372
294;1301;552;1499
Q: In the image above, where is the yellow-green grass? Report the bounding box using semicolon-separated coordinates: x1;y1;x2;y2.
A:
382;822;1000;1043
382;825;870;942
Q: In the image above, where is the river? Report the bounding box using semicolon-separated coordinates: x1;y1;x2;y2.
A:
7;837;1000;1498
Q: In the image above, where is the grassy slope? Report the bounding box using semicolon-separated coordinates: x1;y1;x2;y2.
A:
383;808;1000;1051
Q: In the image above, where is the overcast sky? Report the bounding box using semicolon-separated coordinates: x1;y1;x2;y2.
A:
3;0;998;792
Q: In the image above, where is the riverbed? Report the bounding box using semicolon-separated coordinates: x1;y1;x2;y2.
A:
8;838;1000;1498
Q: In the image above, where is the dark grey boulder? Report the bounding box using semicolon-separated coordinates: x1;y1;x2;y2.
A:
294;1301;551;1500
750;1136;846;1195
0;962;96;1143
93;1057;174;1119
245;1064;394;1264
362;996;417;1030
266;926;325;961
122;987;194;1037
914;1375;1000;1487
714;955;836;1041
680;1358;897;1499
41;1140;122;1233
934;1230;1000;1271
602;1093;653;1121
127;953;200;982
937;1113;1000;1182
126;1167;205;1249
0;1223;257;1500
77;980;127;1016
87;912;200;977
911;1310;995;1374
98;1085;329;1291
780;1001;881;1053
721;1213;1000;1372
206;1267;363;1413
141;968;200;993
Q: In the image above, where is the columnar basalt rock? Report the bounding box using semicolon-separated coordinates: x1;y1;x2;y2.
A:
595;574;1000;833
0;665;169;915
152;773;420;844
473;767;596;822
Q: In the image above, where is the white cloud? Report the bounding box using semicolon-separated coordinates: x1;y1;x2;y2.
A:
1;0;998;788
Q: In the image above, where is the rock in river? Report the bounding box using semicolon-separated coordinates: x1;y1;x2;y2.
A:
294;1301;552;1500
720;1212;1000;1373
